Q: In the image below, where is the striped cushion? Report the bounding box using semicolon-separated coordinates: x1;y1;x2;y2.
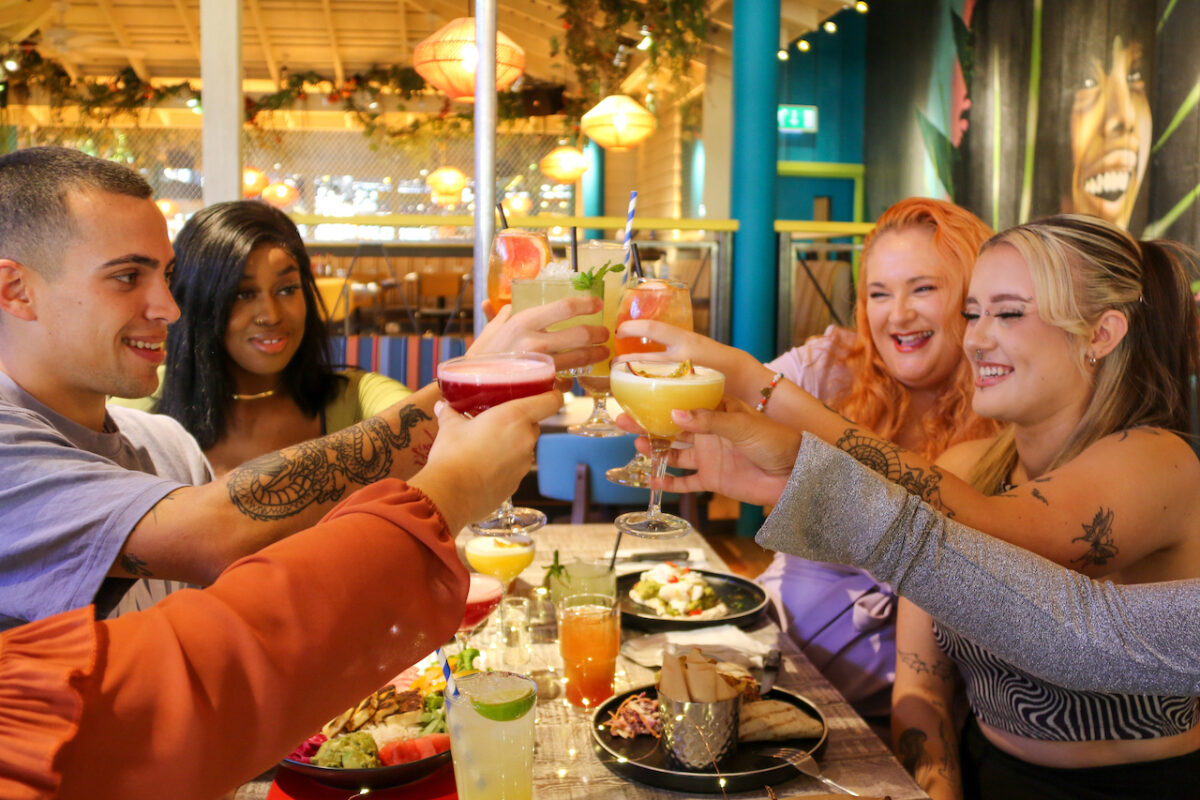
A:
329;334;473;389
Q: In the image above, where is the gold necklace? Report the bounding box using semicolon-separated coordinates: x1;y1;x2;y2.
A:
231;386;279;401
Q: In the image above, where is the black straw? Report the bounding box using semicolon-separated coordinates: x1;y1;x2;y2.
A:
608;530;623;571
570;227;579;271
630;242;645;278
496;201;509;229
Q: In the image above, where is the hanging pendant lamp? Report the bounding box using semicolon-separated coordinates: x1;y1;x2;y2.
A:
262;182;299;208
242;167;269;198
539;145;589;184
428;166;468;207
413;17;525;103
580;94;657;151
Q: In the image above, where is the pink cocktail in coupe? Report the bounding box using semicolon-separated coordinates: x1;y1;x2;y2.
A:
454;573;504;652
436;352;556;536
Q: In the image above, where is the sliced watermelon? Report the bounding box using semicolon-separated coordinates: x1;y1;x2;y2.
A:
378;733;451;766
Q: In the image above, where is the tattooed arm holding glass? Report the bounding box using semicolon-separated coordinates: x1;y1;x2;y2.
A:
654;216;1200;799
0;147;607;631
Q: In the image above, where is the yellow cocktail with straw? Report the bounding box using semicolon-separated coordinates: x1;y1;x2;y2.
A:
609;361;724;538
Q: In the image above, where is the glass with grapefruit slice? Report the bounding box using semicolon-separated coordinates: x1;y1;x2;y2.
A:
606;277;694;489
487;229;552;310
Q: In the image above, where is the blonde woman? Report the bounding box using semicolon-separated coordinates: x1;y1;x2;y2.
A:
653;215;1200;799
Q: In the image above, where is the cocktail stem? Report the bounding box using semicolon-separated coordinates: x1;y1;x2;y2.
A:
497;496;517;526
647;436;672;519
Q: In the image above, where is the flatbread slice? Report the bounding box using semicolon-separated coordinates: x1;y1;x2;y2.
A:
738;699;823;741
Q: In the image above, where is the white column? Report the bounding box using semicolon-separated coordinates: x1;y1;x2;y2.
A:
201;0;243;204
473;0;497;335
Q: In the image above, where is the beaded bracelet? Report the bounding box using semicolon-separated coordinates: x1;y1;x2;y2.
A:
755;371;786;412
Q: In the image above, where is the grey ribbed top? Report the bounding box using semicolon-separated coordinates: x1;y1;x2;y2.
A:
756;435;1200;696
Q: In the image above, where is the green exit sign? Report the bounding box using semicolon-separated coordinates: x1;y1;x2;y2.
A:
777;104;818;133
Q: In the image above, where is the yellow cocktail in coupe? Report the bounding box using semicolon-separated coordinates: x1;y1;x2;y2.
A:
609;361;725;539
465;534;536;588
609;362;725;438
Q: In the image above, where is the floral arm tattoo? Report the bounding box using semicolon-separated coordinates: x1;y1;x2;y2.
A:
834;428;953;516
227;405;433;520
1070;506;1119;568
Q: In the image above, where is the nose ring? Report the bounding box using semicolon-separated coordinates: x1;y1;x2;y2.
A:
254;317;270;326
975;348;984;361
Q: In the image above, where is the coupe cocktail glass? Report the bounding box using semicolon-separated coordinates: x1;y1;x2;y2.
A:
437;352;556;535
570;241;629;437
606;278;694;487
558;593;620;710
608;361;725;538
446;671;538;800
464;534;536;589
487;229;551;310
510;271;603;379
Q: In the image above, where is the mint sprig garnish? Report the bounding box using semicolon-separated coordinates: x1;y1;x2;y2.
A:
543;549;570;584
570;261;623;293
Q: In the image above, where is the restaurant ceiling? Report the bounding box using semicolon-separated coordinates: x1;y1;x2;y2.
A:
0;0;856;89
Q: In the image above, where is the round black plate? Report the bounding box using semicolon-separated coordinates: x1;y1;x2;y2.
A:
618;568;769;631
279;748;451;790
591;685;828;794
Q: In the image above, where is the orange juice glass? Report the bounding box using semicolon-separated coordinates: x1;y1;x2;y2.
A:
558;593;620;710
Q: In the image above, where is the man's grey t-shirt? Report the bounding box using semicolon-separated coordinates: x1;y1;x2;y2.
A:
0;372;211;630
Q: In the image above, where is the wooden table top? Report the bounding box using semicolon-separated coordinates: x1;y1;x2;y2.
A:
235;523;926;800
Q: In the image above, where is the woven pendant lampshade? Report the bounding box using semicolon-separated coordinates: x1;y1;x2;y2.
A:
539;145;589;184
413;17;525;103
580;94;657;151
428;166;468;196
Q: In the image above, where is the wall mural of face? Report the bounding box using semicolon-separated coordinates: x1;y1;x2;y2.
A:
1068;35;1151;230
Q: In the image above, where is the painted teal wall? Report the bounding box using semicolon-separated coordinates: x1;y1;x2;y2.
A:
775;7;866;221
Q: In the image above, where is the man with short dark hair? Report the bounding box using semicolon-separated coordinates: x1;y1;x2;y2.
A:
0;146;605;629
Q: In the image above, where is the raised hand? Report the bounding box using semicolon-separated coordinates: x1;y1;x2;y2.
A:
409;391;561;531
618;397;801;506
471;297;609;376
614;320;775;406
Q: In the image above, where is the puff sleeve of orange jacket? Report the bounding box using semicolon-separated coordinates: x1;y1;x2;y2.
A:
0;480;467;800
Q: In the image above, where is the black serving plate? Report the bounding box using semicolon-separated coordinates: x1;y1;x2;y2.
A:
591;685;828;794
279;748;451;790
618;568;769;631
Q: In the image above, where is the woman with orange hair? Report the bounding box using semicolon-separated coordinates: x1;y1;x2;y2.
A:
615;198;997;717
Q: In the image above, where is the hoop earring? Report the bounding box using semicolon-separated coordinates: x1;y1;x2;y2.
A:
1086;352;1097;367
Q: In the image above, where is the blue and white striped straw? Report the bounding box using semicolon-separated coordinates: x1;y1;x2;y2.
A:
623;190;638;267
437;647;459;697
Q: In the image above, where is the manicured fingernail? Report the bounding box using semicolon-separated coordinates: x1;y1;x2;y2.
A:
671;409;692;423
434;400;446;417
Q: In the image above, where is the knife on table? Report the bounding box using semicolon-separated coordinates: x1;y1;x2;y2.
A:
759;649;782;694
613;551;692;563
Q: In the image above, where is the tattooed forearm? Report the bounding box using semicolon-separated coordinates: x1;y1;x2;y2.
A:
226;406;434;521
1070;506;1118;567
120;552;153;577
834;429;953;515
898;649;957;681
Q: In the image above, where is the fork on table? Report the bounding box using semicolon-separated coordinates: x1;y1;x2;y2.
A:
757;746;861;796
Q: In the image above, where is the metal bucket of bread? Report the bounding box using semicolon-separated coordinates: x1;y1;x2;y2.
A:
657;647;742;770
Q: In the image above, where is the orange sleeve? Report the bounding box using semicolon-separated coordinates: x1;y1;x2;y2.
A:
55;480;467;800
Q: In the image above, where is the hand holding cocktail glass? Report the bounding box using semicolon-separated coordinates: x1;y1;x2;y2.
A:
469;296;609;381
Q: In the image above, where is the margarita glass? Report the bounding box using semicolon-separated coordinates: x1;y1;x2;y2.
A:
487;229;551;310
510;268;603;379
436;352;556;535
446;670;538;800
571;241;630;437
609;361;724;538
606;277;694;487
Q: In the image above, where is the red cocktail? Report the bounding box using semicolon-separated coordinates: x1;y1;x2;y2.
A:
460;573;504;633
436;352;556;536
